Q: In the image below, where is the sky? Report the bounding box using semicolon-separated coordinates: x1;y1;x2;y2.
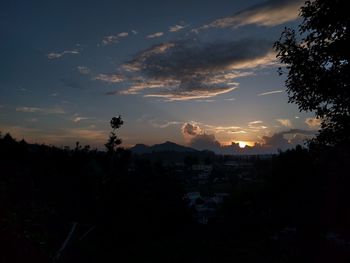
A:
0;0;321;153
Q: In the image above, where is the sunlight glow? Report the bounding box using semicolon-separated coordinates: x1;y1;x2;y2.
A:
238;141;247;148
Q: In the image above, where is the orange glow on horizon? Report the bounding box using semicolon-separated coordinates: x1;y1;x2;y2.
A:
221;140;255;148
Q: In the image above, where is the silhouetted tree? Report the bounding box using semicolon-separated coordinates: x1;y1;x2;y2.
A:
105;116;123;154
274;0;350;146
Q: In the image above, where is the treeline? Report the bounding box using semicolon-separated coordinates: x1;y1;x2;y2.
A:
1;132;350;262
220;144;350;262
0;133;189;263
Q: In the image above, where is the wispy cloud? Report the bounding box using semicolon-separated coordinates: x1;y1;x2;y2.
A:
196;0;304;31
47;49;80;60
195;99;215;102
143;87;238;101
16;106;65;114
101;32;129;46
204;124;244;134
73;116;89;123
258;90;283;96
93;73;125;83
277;118;292;128
248;120;267;130
77;66;91;75
305;117;321;129
169;24;188;32
248;120;263;125
122;42;176;72
112;39;276;101
146;32;164;39
150;120;182;128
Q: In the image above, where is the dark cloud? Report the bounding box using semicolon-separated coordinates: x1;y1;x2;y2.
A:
261;129;315;152
117;39;275;100
182;122;201;136
190;133;221;151
135;39;272;76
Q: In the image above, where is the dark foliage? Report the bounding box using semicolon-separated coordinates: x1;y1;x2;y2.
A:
105;116;123;154
274;0;350;146
1;131;350;262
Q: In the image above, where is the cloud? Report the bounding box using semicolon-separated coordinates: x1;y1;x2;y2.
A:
146;32;164;38
190;133;222;151
261;129;314;151
194;128;313;154
305;117;321;129
277;118;292;128
118;32;129;37
143;87;238;101
169;24;188;32
150;120;182;128
195;99;215;102
181;124;244;153
180;122;315;154
248;120;263;125
16;106;65;114
138;115;182;129
114;38;276;100
16;107;42;113
132;30;138;35
73;117;89;123
181;122;243;152
101;32;129;46
258;90;283;96
248;120;267;130
196;0;304;31
77;66;90;75
182;122;202;137
47;49;80;60
93;73;125;83
203;124;244;134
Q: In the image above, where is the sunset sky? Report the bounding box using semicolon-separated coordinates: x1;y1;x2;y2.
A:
0;0;321;152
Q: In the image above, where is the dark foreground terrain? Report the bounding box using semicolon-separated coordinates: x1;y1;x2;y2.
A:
1;133;350;262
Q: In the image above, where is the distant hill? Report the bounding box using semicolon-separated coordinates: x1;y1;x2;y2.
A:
130;141;197;154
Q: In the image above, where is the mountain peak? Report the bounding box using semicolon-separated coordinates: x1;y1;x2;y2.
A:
130;141;197;154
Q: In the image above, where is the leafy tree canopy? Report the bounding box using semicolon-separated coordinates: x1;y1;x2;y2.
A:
274;0;350;146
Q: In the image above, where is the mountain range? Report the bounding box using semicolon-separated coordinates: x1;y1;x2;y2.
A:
129;141;197;154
